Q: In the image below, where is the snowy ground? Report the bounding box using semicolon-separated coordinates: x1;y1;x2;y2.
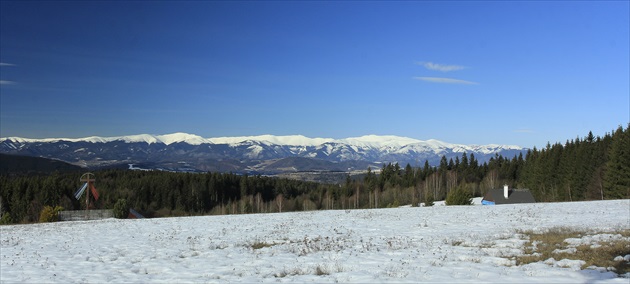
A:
1;199;629;283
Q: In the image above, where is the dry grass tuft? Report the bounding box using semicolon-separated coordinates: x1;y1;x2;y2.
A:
250;241;276;250
315;265;329;276
516;227;630;274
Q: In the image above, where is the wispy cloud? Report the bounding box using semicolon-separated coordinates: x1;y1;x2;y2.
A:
417;62;466;72
413;77;478;85
1;63;17;85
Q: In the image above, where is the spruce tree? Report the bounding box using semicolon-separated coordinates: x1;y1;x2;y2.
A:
445;185;473;206
113;199;130;219
604;125;630;199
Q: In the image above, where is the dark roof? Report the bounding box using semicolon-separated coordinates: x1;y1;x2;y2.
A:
483;188;536;204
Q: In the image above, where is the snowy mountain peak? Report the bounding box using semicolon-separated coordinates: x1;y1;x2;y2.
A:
208;135;334;146
0;132;525;150
0;132;527;172
0;132;526;150
340;135;422;148
118;134;161;144
156;133;210;145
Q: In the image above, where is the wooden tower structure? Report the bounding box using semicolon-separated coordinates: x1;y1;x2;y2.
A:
75;172;99;211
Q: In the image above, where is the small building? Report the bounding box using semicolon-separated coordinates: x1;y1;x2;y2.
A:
482;185;535;205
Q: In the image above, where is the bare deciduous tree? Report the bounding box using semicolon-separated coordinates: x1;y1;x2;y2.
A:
275;194;284;213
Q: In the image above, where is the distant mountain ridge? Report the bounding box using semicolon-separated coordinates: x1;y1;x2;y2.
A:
0;153;82;174
0;133;527;174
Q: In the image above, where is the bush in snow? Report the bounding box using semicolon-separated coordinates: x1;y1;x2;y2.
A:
424;193;435;207
445;185;473;206
0;212;12;225
39;205;63;223
113;199;130;219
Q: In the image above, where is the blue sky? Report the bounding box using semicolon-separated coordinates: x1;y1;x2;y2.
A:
1;1;628;148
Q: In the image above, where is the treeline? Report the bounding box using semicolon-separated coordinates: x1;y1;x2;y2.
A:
0;125;627;224
0;170;332;223
520;125;629;202
401;124;629;203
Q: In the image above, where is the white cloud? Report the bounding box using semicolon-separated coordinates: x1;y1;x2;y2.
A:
417;62;466;72
413;77;478;85
0;80;15;85
0;62;15;67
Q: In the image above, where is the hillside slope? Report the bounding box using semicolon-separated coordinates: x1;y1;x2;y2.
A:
1;200;628;282
0;154;82;174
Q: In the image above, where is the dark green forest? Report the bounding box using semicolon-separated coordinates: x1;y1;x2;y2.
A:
1;125;628;224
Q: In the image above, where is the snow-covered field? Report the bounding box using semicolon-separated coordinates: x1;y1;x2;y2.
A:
2;199;629;283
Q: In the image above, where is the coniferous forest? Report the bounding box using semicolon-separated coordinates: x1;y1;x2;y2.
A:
0;125;628;224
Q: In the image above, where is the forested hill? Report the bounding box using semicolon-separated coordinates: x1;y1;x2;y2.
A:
0;125;628;224
519;125;629;201
0;154;82;174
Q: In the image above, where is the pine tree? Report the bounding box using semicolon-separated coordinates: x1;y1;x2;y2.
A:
603;125;630;199
113;199;130;219
404;163;414;188
445;185;473;206
423;191;434;207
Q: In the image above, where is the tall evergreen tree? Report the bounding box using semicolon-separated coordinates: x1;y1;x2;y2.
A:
603;125;630;199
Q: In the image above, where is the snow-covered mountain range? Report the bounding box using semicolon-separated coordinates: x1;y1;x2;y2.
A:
0;133;526;173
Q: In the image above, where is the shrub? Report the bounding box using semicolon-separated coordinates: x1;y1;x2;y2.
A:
424;193;434;207
445;186;473;206
0;212;12;225
39;205;64;222
113;199;130;219
388;199;400;208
